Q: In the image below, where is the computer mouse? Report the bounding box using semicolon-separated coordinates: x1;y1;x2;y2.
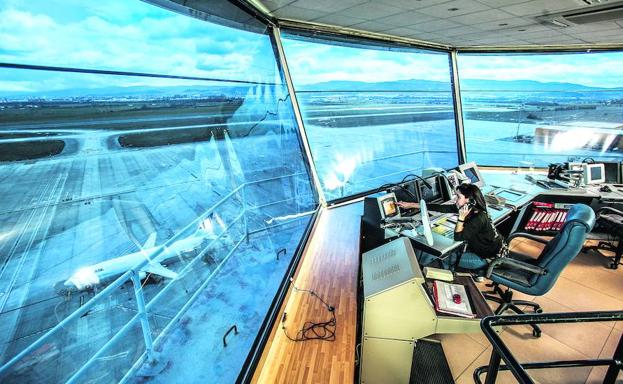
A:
452;294;462;304
600;185;612;193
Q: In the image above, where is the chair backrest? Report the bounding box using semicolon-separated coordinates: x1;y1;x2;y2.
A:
529;203;595;294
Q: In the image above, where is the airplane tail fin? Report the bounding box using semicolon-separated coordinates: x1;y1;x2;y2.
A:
143;232;157;249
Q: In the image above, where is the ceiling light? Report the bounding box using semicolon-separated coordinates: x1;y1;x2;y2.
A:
448;7;459;11
499;23;508;26
517;28;527;31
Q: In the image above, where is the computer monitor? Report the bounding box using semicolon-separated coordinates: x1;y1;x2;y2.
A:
602;161;621;183
458;162;485;187
417;176;443;204
377;193;400;220
582;163;605;185
419;200;434;246
391;180;419;203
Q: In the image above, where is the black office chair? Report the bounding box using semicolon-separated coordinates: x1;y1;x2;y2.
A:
584;206;623;269
483;204;595;337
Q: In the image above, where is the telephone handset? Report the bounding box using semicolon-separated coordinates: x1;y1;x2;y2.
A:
459;202;474;217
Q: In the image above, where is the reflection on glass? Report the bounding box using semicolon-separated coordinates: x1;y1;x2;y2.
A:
458;52;623;167
0;1;316;382
281;32;459;201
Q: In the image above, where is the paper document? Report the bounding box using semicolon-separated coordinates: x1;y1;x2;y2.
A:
432;280;475;318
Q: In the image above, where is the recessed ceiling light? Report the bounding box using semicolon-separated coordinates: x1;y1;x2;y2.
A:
448;7;459;11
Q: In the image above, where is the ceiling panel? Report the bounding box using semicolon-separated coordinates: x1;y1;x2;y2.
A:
339;2;404;20
311;14;368;27
500;0;584;17
377;0;455;11
349;20;396;33
412;19;464;32
417;0;490;18
473;0;528;6
436;25;484;37
261;0;296;12
447;9;517;25
289;0;367;13
263;0;623;48
272;6;327;20
382;26;425;37
374;11;437;27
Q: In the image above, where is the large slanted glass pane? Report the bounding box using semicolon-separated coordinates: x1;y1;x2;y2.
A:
458;51;623;167
0;1;316;383
281;31;458;201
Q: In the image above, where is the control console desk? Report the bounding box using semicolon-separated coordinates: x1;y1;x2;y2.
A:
360;237;493;384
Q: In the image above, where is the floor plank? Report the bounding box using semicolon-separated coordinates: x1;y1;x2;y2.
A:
254;202;623;383
253;202;362;384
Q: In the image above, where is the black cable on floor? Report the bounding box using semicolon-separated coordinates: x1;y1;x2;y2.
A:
281;281;336;342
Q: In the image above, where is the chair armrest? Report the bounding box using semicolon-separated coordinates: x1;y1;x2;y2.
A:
507;232;549;245
597;206;623;217
486;256;547;279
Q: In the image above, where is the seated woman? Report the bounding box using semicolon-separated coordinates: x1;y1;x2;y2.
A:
397;183;504;273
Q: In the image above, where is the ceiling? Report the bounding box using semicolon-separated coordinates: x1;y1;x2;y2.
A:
254;0;623;48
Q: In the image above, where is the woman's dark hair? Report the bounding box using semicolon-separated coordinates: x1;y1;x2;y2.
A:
456;183;487;211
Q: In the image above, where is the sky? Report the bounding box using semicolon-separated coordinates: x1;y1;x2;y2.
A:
458;52;623;88
0;0;280;93
281;35;623;89
1;0;623;94
281;36;452;86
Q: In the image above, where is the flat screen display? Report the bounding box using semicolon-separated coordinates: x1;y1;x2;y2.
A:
463;167;480;185
591;166;603;180
392;181;418;203
419;177;442;203
458;161;484;187
382;199;397;218
603;162;621;183
378;194;399;219
583;163;605;184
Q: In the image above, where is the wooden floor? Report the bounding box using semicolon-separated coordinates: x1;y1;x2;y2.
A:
252;202;363;384
253;202;623;383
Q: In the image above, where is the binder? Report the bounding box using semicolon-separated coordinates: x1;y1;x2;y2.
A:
432;280;475;318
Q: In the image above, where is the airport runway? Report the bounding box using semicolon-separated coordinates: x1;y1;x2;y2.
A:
0;97;615;382
0;98;314;382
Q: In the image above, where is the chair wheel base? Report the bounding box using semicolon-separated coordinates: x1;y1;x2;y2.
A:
532;328;541;338
610;263;619;270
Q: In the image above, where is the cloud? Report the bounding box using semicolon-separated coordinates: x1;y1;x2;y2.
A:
0;0;280;93
281;37;451;85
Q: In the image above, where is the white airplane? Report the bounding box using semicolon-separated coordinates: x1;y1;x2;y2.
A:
63;231;209;291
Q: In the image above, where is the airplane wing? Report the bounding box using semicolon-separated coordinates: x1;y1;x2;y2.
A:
142;262;178;280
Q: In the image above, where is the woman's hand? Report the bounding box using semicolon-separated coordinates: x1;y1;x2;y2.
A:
396;201;419;209
458;204;472;220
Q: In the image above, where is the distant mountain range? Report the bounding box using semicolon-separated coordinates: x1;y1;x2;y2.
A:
299;79;623;92
4;79;622;101
2;85;251;100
